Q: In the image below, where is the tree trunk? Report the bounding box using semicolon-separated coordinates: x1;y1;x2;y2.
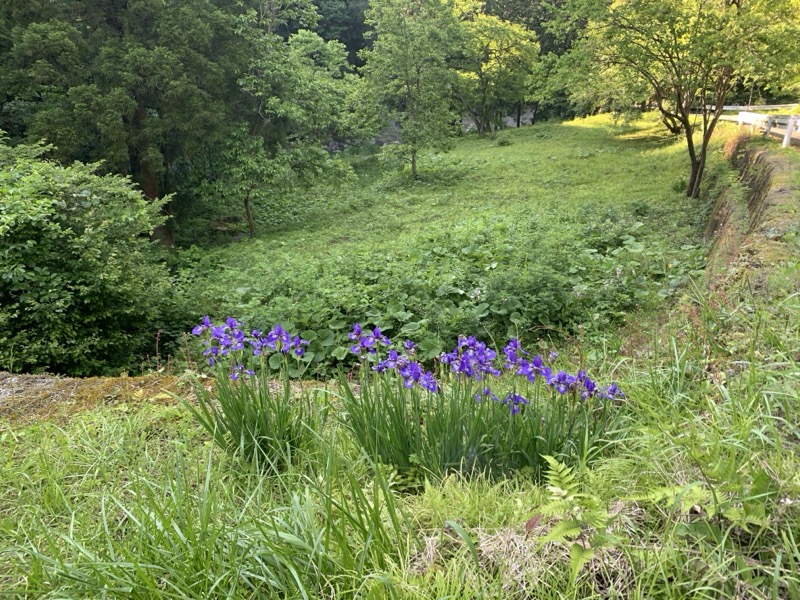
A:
689;136;712;198
134;102;174;246
411;149;417;178
687;157;702;198
680;108;700;199
244;191;256;237
531;102;539;126
516;101;522;128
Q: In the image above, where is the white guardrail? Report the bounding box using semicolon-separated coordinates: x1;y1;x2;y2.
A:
735;111;799;148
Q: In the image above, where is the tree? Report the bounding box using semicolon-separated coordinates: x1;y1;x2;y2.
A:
592;0;798;197
453;2;539;134
0;0;249;244
240;26;353;146
483;0;598;121
314;0;371;64
0;0;348;243
0;136;173;375
360;0;461;177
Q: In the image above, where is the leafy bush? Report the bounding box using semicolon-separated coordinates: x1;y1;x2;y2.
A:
0;138;174;374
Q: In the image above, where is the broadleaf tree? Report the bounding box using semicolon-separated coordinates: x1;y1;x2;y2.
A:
359;0;462;177
453;1;539;134
483;0;597;121
0;0;353;243
591;0;799;197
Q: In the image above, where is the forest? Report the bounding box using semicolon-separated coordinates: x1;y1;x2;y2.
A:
2;1;800;597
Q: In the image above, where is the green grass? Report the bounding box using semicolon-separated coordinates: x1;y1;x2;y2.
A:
3;302;799;598
175;115;709;375
3;118;800;598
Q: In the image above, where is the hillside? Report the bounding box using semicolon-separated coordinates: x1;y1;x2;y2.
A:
177;115;708;374
2;121;800;598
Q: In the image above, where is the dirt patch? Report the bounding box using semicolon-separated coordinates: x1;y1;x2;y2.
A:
0;371;333;426
0;372;190;425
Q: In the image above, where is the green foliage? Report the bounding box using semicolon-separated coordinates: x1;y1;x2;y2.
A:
0;405;413;598
340;369;619;483
582;0;800;197
314;0;371;65
0;138;175;375
180;364;322;470
3;227;800;597
178;117;705;376
537;456;613;580
359;0;462;176
453;3;539;134
0;0;355;239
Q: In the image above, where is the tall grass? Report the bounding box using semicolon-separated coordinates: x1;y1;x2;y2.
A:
181;364;324;470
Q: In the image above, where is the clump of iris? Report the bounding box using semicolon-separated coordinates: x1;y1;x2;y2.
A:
191;318;625;405
191;316;309;379
349;323;439;393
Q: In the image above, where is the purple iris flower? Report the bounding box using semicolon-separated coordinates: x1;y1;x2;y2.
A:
550;371;576;395
503;338;527;368
373;349;401;373
419;371;439;393
443;335;501;380
191;315;213;335
474;387;499;402
348;322;393;355
605;382;624;400
231;328;246;351
502;392;529;414
373;327;392;346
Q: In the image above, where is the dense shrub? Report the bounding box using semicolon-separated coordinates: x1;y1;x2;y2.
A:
0;139;174;374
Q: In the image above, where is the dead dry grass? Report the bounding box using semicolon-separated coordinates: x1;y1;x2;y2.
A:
0;371;192;425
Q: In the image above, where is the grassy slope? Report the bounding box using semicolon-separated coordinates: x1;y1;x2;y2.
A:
199;115;693;261
177;115;707;373
2;123;800;598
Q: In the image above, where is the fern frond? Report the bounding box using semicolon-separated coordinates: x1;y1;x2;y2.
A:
543;455;579;499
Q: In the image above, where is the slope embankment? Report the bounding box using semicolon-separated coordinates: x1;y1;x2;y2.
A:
704;137;800;296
